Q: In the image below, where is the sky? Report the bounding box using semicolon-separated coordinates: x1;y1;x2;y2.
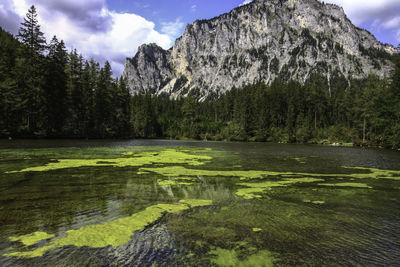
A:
1;0;399;76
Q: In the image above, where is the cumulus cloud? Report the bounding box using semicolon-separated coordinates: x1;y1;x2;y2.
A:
0;0;176;76
161;18;185;39
0;0;21;34
324;0;400;43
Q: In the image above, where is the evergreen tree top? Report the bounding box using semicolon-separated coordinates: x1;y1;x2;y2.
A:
17;5;46;54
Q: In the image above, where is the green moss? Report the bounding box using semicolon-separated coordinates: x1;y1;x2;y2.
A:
9;232;55;246
7;149;212;173
318;183;372;189
210;248;276;267
4;199;212;258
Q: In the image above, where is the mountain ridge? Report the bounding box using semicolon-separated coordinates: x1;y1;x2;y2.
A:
123;0;398;100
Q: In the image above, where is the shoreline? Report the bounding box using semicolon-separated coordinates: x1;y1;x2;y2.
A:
1;137;398;151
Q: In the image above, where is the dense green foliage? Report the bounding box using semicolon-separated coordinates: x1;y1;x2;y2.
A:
1;6;400;149
130;70;400;149
0;6;131;138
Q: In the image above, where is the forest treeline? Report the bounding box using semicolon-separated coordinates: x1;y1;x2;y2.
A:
1;6;400;149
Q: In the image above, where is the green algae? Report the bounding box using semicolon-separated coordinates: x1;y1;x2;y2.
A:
157;180;176;186
210;248;276;267
292;157;307;164
3;143;400;266
235;178;325;199
4;199;212;258
140;166;291;180
179;199;213;208
176;181;195;185
343;167;400;180
318;183;372;189
9;232;55;246
139;166;336;181
158;177;196;187
236;187;265;199
141;165;400;184
303;200;325;205
7;149;212;173
236;180;295;199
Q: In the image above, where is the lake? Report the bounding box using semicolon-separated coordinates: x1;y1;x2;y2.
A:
0;139;400;266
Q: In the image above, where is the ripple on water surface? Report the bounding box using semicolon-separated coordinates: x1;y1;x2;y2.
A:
0;141;400;266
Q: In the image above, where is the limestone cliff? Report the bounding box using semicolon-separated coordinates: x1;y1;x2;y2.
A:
123;0;397;100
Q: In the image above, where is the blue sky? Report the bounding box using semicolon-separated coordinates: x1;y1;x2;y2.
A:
1;0;399;76
108;0;245;31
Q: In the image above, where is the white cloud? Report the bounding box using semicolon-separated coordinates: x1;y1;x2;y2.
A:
191;5;197;12
240;0;253;7
161;18;185;39
381;16;400;30
324;0;400;42
2;0;177;76
0;0;21;34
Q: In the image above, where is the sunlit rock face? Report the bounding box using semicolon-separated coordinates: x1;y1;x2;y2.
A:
123;0;397;100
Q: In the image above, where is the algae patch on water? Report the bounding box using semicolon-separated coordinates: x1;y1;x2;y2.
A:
291;157;307;164
235;178;324;199
303;200;325;205
9;232;55;247
318;182;372;189
6;149;212;173
142;165;400;185
157;177;196;187
210;248;276;267
343;167;400;180
140;166;288;180
4;199;212;258
158;179;177;186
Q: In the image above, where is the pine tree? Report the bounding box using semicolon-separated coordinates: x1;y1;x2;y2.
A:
44;36;68;135
65;49;84;136
115;77;132;137
94;61;113;137
16;5;47;134
80;60;99;137
0;28;20;136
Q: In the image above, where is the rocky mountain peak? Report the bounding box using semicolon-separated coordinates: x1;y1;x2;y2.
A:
123;0;398;100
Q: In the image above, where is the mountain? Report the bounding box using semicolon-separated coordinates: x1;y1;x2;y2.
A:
123;0;397;100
